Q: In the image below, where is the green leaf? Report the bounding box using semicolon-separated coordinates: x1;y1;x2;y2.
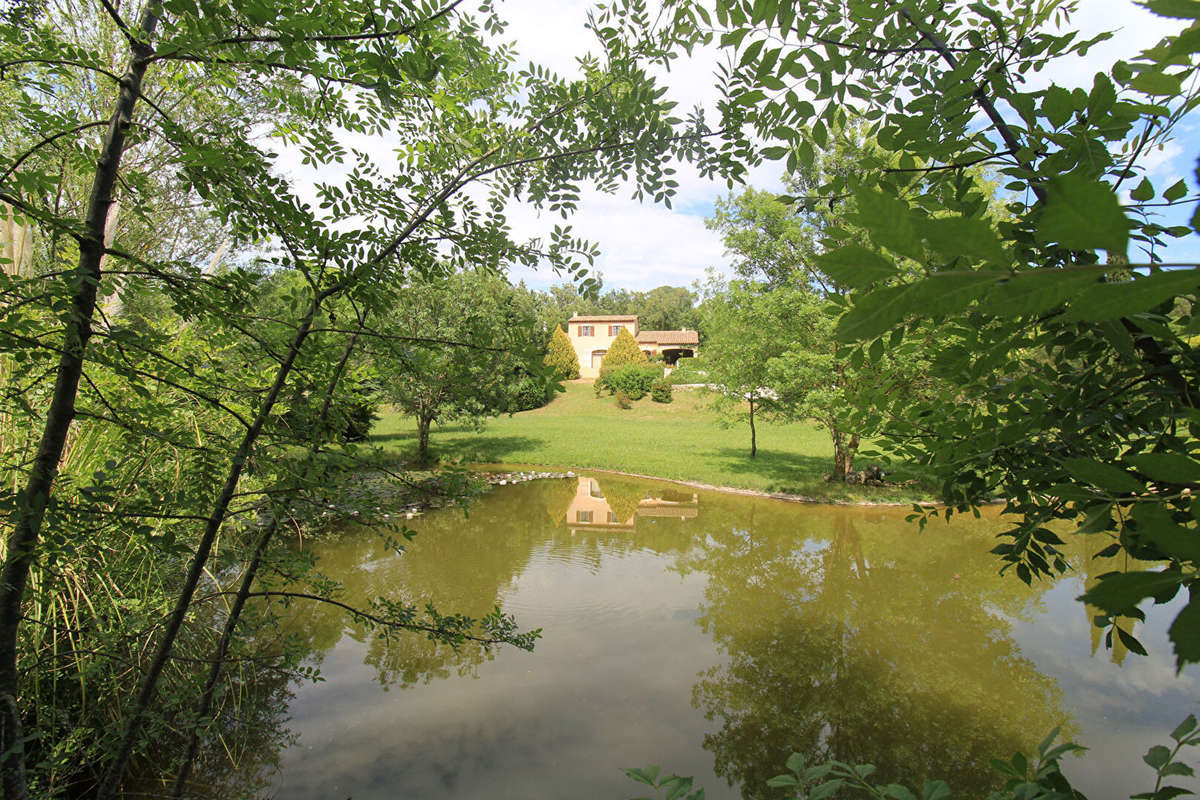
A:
1079;570;1184;614
1128;452;1200;484
1170;714;1197;742
811;779;845;799
881;784;918;800
922;780;950;800
1037;727;1063;756
1064;268;1200;322
853;187;923;259
1035;174;1129;255
1062;457;1145;493
815;245;897;288
1145;0;1200;17
1042;85;1075;128
836;272;1004;341
916;215;1009;266
984;268;1103;317
1131;69;1185;96
1132;178;1156;201
1164;179;1189;201
1078;502;1115;533
1161;761;1195;777
1169;586;1200;667
786;752;806;775
1117;625;1150;656
766;774;799;788
1145;744;1173;769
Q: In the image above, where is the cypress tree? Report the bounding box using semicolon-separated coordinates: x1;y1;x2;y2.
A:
544;324;580;379
600;327;647;372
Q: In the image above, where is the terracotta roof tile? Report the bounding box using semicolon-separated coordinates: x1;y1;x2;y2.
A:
568;314;639;323
636;330;699;345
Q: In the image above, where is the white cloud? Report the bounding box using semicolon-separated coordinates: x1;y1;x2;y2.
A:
271;0;1196;290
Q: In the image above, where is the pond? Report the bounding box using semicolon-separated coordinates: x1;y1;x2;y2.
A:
262;473;1198;799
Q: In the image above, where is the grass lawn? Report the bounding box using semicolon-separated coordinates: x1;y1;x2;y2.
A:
372;382;932;502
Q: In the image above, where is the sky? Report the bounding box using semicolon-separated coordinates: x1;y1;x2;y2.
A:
494;0;1200;292
276;0;1200;293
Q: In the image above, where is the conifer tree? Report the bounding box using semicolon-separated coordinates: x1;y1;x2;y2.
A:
544;325;579;379
600;327;648;372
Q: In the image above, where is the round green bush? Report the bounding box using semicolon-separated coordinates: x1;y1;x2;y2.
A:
650;379;673;404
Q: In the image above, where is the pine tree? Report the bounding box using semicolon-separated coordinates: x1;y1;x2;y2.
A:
544;324;579;379
600;327;648;372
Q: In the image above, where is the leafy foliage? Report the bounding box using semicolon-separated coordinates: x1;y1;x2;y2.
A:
707;0;1200;663
544;324;580;380
0;0;736;793
599;362;663;400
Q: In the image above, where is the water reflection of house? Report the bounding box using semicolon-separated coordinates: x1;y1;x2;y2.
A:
565;477;699;534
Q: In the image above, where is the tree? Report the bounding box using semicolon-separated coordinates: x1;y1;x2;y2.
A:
0;0;733;794
696;278;792;458
544;324;580;380
381;270;549;463
707;150;935;480
710;0;1200;662
599;326;648;371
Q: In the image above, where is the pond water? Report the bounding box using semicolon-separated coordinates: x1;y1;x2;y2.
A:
264;473;1198;799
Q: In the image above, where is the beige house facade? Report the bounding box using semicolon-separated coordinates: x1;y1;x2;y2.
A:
564;477;699;534
566;314;698;379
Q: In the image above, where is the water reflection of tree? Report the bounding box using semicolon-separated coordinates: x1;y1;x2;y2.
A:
683;507;1074;798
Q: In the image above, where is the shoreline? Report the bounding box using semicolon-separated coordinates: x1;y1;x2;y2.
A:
472;463;943;507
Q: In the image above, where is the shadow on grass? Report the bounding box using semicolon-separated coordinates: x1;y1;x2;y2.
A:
373;428;548;465
710;447;833;486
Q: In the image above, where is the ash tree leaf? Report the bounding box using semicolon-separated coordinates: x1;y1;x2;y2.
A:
1079;570;1183;614
1133;504;1200;563
1164;179;1189;201
1035;173;1130;256
1169;586;1200;668
836;272;1004;341
916;215;1009;266
1145;0;1200;17
1131;178;1156;201
1132;69;1186;96
1128;452;1200;484
815;245;896;288
1117;625;1150;656
1062;457;1145;493
1063;268;1200;322
984;268;1103;317
852;186;924;260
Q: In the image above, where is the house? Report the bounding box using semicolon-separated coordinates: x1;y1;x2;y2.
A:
564;477;699;534
566;314;699;379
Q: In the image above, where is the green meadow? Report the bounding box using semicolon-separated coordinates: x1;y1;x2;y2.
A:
373;381;931;502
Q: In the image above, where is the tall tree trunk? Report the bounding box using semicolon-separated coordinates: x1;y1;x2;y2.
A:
0;5;162;797
96;305;318;800
832;431;848;481
170;517;277;799
417;412;433;463
831;431;860;481
171;326;363;798
748;395;757;458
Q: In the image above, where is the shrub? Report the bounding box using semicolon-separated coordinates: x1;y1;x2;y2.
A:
667;356;704;385
599;362;662;400
508;373;553;411
651;379;673;404
600;327;648;372
615;390;632;409
543;324;579;379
